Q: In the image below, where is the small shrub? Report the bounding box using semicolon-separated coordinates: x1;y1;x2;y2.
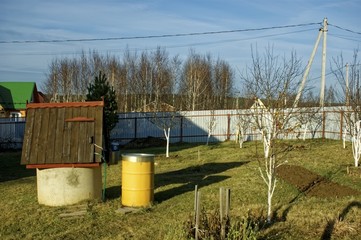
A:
184;208;227;240
227;212;264;240
183;208;261;240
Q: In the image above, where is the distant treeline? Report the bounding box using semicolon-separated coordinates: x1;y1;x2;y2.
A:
43;48;237;111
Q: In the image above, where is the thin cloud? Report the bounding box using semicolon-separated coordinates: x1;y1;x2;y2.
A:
0;0;360;88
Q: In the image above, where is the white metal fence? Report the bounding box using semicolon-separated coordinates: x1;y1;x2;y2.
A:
0;107;350;149
111;107;346;145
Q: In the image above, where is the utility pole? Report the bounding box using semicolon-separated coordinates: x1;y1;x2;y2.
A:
319;17;328;107
293;29;323;108
294;18;328;108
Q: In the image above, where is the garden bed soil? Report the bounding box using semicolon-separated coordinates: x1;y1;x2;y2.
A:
277;165;360;198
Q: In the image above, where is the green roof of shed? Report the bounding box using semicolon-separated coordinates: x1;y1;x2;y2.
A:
0;82;36;110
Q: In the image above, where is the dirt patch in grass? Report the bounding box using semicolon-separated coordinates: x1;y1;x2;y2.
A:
277;165;360;198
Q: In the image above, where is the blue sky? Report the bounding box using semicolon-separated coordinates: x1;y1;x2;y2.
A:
0;0;360;92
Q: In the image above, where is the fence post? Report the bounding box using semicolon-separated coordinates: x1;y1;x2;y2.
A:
134;117;137;139
322;110;326;139
180;116;183;143
340;111;344;140
227;114;231;140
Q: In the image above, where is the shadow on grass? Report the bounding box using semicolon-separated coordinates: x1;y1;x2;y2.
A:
269;171;361;239
321;201;361;240
120;141;208;156
0;152;36;182
105;186;121;200
155;161;249;203
104;161;249;202
272;163;361;224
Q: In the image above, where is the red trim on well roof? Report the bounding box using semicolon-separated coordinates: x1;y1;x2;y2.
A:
26;163;101;169
26;101;104;109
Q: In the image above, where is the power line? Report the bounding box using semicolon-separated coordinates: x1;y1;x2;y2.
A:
307;64;361;83
0;22;322;44
0;28;317;56
328;33;361;43
329;23;361;35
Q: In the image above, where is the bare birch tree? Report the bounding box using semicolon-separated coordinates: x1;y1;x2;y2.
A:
179;50;213;111
137;51;152;110
44;59;60;102
150;47;173;106
213;58;234;109
79;50;92;100
43;47;233;111
44;50;109;103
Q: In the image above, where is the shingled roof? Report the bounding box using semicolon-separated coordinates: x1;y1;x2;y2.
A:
21;101;104;166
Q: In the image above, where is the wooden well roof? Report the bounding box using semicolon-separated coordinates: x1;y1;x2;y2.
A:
21;101;104;166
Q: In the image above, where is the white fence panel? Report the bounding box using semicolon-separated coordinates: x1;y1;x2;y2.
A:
0;107;354;148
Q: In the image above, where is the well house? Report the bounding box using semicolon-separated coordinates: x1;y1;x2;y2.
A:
21;101;105;206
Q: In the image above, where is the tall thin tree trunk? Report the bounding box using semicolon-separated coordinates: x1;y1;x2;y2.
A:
164;127;170;158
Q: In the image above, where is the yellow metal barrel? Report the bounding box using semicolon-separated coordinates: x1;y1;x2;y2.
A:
121;153;154;207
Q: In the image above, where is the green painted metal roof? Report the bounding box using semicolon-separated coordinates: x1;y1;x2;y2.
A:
0;82;36;110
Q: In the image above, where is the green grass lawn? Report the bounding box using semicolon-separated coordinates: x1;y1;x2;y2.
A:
0;139;361;239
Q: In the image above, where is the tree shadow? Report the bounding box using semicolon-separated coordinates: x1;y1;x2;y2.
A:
265;197;361;239
321;201;361;240
155;161;249;203
119;140;205;156
268;190;306;231
155;175;230;203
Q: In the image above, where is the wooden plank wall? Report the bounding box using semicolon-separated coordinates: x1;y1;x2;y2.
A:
21;103;103;165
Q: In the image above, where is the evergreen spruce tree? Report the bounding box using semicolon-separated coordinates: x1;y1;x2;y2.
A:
87;71;118;162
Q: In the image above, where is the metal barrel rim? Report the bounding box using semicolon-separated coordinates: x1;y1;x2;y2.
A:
121;153;155;162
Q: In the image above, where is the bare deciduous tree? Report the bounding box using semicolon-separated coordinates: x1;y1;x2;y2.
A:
206;110;217;145
179;50;213;111
332;49;361;167
147;102;180;158
44;50;110;103
241;45;304;223
234;109;252;148
43;47;233;111
213;58;234;109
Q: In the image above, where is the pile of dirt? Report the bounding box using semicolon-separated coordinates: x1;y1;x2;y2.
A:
123;136;166;149
277;165;360;198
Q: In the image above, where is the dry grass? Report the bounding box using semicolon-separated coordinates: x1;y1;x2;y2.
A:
0;139;361;239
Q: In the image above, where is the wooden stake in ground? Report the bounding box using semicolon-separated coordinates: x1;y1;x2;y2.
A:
195;189;201;240
219;187;231;240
